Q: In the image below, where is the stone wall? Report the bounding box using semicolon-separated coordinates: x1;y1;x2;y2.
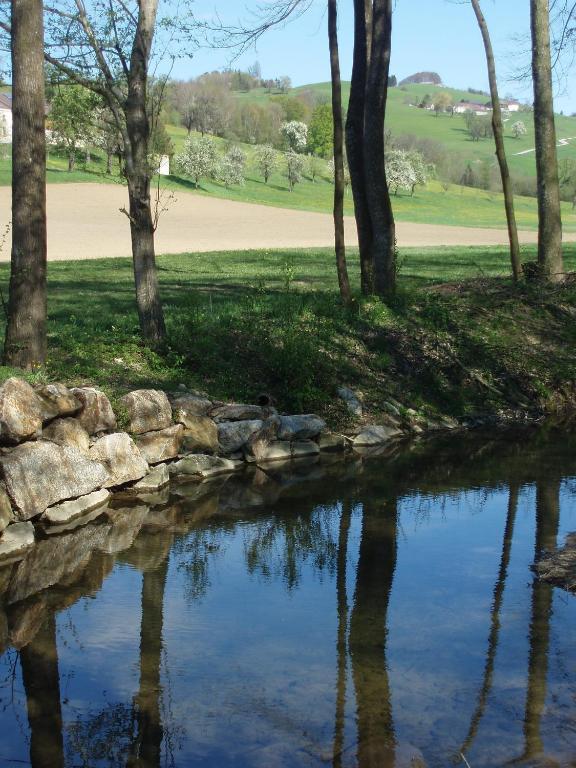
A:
0;377;458;566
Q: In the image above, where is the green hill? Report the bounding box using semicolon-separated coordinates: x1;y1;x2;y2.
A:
232;81;576;181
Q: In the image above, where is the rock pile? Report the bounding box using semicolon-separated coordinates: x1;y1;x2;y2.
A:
0;378;414;563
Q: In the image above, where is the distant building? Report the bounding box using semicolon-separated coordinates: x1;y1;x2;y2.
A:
453;101;491;116
0;93;12;143
484;98;521;113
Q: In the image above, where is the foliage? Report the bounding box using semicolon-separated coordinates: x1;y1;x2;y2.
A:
385;149;431;195
511;120;527;138
285;149;305;191
175;135;218;187
218;145;246;187
48;85;99;170
465;112;494;141
254;144;278;183
307;103;333;157
281;120;308;152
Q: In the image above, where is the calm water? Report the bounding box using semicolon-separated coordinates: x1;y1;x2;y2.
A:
0;428;575;768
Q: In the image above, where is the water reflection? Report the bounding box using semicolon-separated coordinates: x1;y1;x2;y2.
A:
0;428;574;767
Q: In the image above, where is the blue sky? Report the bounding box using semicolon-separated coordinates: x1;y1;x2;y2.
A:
168;0;576;114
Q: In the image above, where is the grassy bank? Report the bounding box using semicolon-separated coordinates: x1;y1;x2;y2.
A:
0;244;575;427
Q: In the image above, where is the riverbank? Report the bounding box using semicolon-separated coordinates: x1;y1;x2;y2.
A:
0;245;575;431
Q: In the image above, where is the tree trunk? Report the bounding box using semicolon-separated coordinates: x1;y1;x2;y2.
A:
68;152;75;172
328;0;352;305
364;0;396;297
346;0;374;294
3;0;47;369
471;0;521;282
531;0;564;281
106;150;113;174
124;0;166;345
333;499;352;767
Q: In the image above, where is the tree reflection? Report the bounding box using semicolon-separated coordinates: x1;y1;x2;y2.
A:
333;499;353;768
349;497;398;768
20;613;65;768
460;483;519;756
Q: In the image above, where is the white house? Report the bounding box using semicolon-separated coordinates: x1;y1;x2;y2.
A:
0;93;12;143
453;101;491;116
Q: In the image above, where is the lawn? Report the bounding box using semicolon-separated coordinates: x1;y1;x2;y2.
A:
0;243;575;425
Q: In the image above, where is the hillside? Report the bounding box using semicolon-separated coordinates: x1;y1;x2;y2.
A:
232;81;576;182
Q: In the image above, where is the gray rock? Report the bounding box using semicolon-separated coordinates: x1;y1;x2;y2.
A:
134;424;183;464
0;441;109;520
253;441;293;463
244;415;281;461
0;522;35;562
337;386;363;417
43;488;110;526
211;403;267;422
291;440;321;458
0;485;13;534
129;463;170;492
42;417;90;455
89;432;148;488
353;424;403;447
0;377;43;444
278;414;326;441
120;389;172;435
218;419;263;453
36;383;81;423
534;532;576;593
383;400;402;418
44;506;110;536
181;416;219;454
318;432;349;452
169;454;239;479
71;387;117;434
171;393;214;422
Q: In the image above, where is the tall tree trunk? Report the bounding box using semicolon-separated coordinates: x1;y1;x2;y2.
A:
349;498;397;766
471;0;521;282
531;0;564;282
20;615;65;768
3;0;47;369
346;0;374;294
328;0;352;305
364;0;396;297
124;0;166;345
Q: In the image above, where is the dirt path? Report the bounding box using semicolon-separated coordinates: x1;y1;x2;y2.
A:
0;183;573;261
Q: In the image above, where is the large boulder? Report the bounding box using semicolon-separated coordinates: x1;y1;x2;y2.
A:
0;377;43;444
0;441;109;520
0;485;13;534
244;415;281;462
181;416;219;454
0;522;35;563
89;432;148;488
211;404;268;422
218;419;263;454
337;386;363;418
134;424;183;464
291;440;321;459
171;393;213;424
352;424;403;447
42;417;90;455
36;383;81;423
42;488;110;527
128;463;170;493
120;389;172;435
70;387;117;435
277;414;326;441
169;454;239;479
318;432;349;452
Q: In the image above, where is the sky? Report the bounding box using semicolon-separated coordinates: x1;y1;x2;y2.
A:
166;0;576;114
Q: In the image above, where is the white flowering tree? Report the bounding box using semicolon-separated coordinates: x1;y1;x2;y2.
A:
406;150;433;195
511;120;527;139
255;144;278;183
175;136;219;187
328;157;351;191
218;145;246;187
285;150;305;191
386;150;417;195
281;121;308;152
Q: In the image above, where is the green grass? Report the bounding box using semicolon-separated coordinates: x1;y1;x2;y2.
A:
1;243;575;424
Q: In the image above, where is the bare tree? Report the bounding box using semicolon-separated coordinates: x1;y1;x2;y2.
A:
3;0;48;369
470;0;521;281
328;0;352;304
531;0;564;281
42;1;188;344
